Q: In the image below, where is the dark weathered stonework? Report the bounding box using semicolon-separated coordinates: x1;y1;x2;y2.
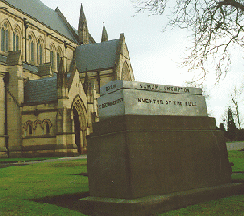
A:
82;115;232;215
80;183;244;216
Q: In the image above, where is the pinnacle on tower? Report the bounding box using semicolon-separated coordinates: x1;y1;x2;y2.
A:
57;58;66;87
101;25;108;42
78;4;86;26
78;3;89;44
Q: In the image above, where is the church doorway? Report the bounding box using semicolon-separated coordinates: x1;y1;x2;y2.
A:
73;107;81;154
72;96;87;154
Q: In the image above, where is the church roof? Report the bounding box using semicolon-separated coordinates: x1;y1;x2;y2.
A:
24;75;57;104
4;0;77;42
75;39;119;72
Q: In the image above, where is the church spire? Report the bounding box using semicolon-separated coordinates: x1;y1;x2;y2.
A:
78;3;89;44
101;24;108;42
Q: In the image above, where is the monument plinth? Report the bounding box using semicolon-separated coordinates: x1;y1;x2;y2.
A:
80;80;233;216
98;80;207;119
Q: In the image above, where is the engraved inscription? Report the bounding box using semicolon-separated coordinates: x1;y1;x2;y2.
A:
138;98;164;104
164;86;190;93
99;98;123;109
106;84;116;92
139;83;190;94
137;98;196;107
139;84;159;90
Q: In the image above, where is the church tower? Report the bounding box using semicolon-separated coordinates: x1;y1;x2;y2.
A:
101;25;108;42
78;4;89;44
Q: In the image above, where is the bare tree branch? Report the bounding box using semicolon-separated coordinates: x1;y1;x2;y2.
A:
231;85;244;128
217;0;244;11
132;0;244;81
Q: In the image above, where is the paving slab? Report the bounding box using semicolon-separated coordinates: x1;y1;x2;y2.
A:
226;142;244;151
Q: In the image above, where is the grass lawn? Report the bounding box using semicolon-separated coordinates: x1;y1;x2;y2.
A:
0;159;88;216
159;195;244;216
0;150;243;215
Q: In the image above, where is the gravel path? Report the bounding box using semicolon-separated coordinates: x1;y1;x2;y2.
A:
18;154;87;165
0;155;87;169
226;142;244;151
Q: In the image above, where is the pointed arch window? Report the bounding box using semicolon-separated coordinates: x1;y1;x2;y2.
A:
28;124;32;135
1;23;9;52
57;52;60;69
50;50;54;68
23;120;33;136
57;47;62;69
46;123;50;134
50;45;59;72
29;35;34;62
50;45;55;70
37;39;43;65
42;119;52;135
13;32;19;51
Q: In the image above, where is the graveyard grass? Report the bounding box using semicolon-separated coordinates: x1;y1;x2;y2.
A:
0;159;88;216
0;151;243;216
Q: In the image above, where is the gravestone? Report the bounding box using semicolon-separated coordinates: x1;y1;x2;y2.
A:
80;80;232;216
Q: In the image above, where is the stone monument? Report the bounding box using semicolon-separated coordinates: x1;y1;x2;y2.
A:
80;80;233;216
98;80;207;118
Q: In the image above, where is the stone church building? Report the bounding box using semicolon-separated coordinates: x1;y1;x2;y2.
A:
0;0;134;158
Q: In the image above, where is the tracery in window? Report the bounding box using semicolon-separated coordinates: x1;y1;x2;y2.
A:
50;44;55;70
13;26;21;52
29;35;35;63
13;32;19;51
23;120;33;136
42;119;52;135
23;119;52;136
1;22;9;52
37;39;43;65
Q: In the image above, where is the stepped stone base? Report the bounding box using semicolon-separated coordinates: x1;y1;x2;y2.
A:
81;115;233;215
80;183;244;216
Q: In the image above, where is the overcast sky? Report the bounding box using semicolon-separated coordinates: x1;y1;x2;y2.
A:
41;0;244;127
